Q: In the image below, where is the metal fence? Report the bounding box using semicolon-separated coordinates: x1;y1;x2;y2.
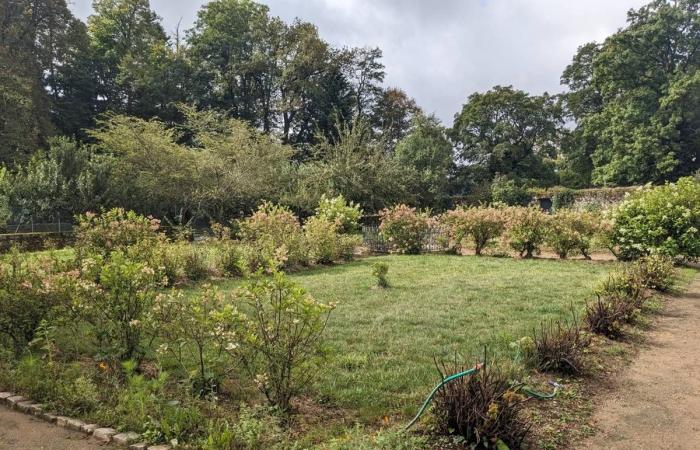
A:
361;225;445;254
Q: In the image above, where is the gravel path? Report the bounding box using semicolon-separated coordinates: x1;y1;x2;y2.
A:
0;407;103;450
581;274;700;449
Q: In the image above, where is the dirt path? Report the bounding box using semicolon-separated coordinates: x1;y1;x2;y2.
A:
0;407;103;450
581;274;700;450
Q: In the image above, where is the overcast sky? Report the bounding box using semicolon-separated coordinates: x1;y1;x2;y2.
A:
67;0;648;124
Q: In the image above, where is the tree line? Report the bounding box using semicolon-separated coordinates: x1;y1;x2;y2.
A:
0;0;697;225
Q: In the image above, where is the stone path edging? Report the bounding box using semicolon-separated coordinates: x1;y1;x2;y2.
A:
0;390;170;450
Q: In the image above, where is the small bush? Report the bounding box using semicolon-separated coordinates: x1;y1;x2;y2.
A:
372;262;389;288
440;207;505;255
315;194;363;234
181;244;212;282
546;210;598;259
433;358;529;449
216;241;246;277
379;204;432;254
238;202;307;267
304;216;342;264
200;406;280;450
611;177;700;261
586;295;627;339
551;187;575;210
75;208;162;258
504;207;548;258
634;254;676;292
526;316;590;374
218;271;335;411
596;267;647;313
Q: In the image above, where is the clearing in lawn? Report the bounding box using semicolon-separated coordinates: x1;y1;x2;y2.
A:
208;254;613;426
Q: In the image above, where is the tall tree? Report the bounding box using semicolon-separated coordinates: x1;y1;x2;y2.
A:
451;86;563;188
562;0;700;186
372;87;421;149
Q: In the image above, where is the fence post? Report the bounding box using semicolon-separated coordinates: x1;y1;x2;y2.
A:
58;213;61;233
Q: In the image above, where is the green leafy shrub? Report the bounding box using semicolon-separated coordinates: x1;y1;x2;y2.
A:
504;207;548;258
546;210;598;259
0;250;74;355
440;207;505;255
433;358;529;449
78;252;159;361
633;254;676;292
611;177;700;260
75;208;163;258
596;267;647;313
218;271;335;411
526;316;590;374
371;261;389;288
200;406;280;450
551;187;575;210
215;241;247;277
238;202;307;267
149;287;237;397
181;244;213;282
491;175;531;206
315;194;363;234
304;216;341;264
379;204;432;254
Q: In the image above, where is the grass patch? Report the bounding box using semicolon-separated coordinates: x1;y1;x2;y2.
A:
208;254;612;423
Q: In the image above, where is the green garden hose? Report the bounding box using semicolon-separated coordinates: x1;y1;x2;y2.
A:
405;365;560;430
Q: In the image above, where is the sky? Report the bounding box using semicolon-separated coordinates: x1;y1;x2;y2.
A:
67;0;648;124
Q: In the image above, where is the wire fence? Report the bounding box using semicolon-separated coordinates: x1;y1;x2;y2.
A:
1;221;75;235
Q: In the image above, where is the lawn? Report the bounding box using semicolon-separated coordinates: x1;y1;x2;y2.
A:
210;254;614;424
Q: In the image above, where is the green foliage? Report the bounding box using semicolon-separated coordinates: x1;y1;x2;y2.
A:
75;208;163;258
314;194;363;234
220;271;335;411
452;86;562;187
371;262;389;288
238;202;306;268
551;187;576;210
611;178;700;260
304;216;359;265
200;406;280;450
490;175;532;206
0;249;73;354
504;207;548;258
546;210;598;259
326;426;428;450
379;204;432;254
634;254;676;292
440;207;505;255
78;252;159;361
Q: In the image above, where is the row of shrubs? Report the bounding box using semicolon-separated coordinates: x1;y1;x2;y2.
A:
430;254;678;448
379;203;605;259
0;201;367;448
378;176;699;261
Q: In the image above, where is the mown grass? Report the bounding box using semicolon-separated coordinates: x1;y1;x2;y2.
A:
210;254;614;423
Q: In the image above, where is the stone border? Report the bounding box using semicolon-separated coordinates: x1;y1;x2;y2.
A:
0;390;170;450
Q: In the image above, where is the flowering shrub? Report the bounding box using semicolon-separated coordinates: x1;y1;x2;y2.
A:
79;252;159;361
379;204;432;254
315;194;363;234
504;207;548;258
303;216;361;265
220;271;335;411
0;250;74;355
238;202;307;267
546;210;598;259
75;208;162;258
633;254;675;292
440;207;505;255
611;177;700;260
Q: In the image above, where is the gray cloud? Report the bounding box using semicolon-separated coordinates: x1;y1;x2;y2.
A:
68;0;647;124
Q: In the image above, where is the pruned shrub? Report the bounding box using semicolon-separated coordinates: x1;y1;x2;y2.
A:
611;177;700;261
238;202;307;267
546;210;598;259
504;207;548;258
526;315;590;374
218;271;335;411
433;358;530;449
440;207;505;255
491;175;531;206
372;261;389;288
634;254;676;292
379;204;432;254
75;208;163;258
315;194;363;234
586;294;627;339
